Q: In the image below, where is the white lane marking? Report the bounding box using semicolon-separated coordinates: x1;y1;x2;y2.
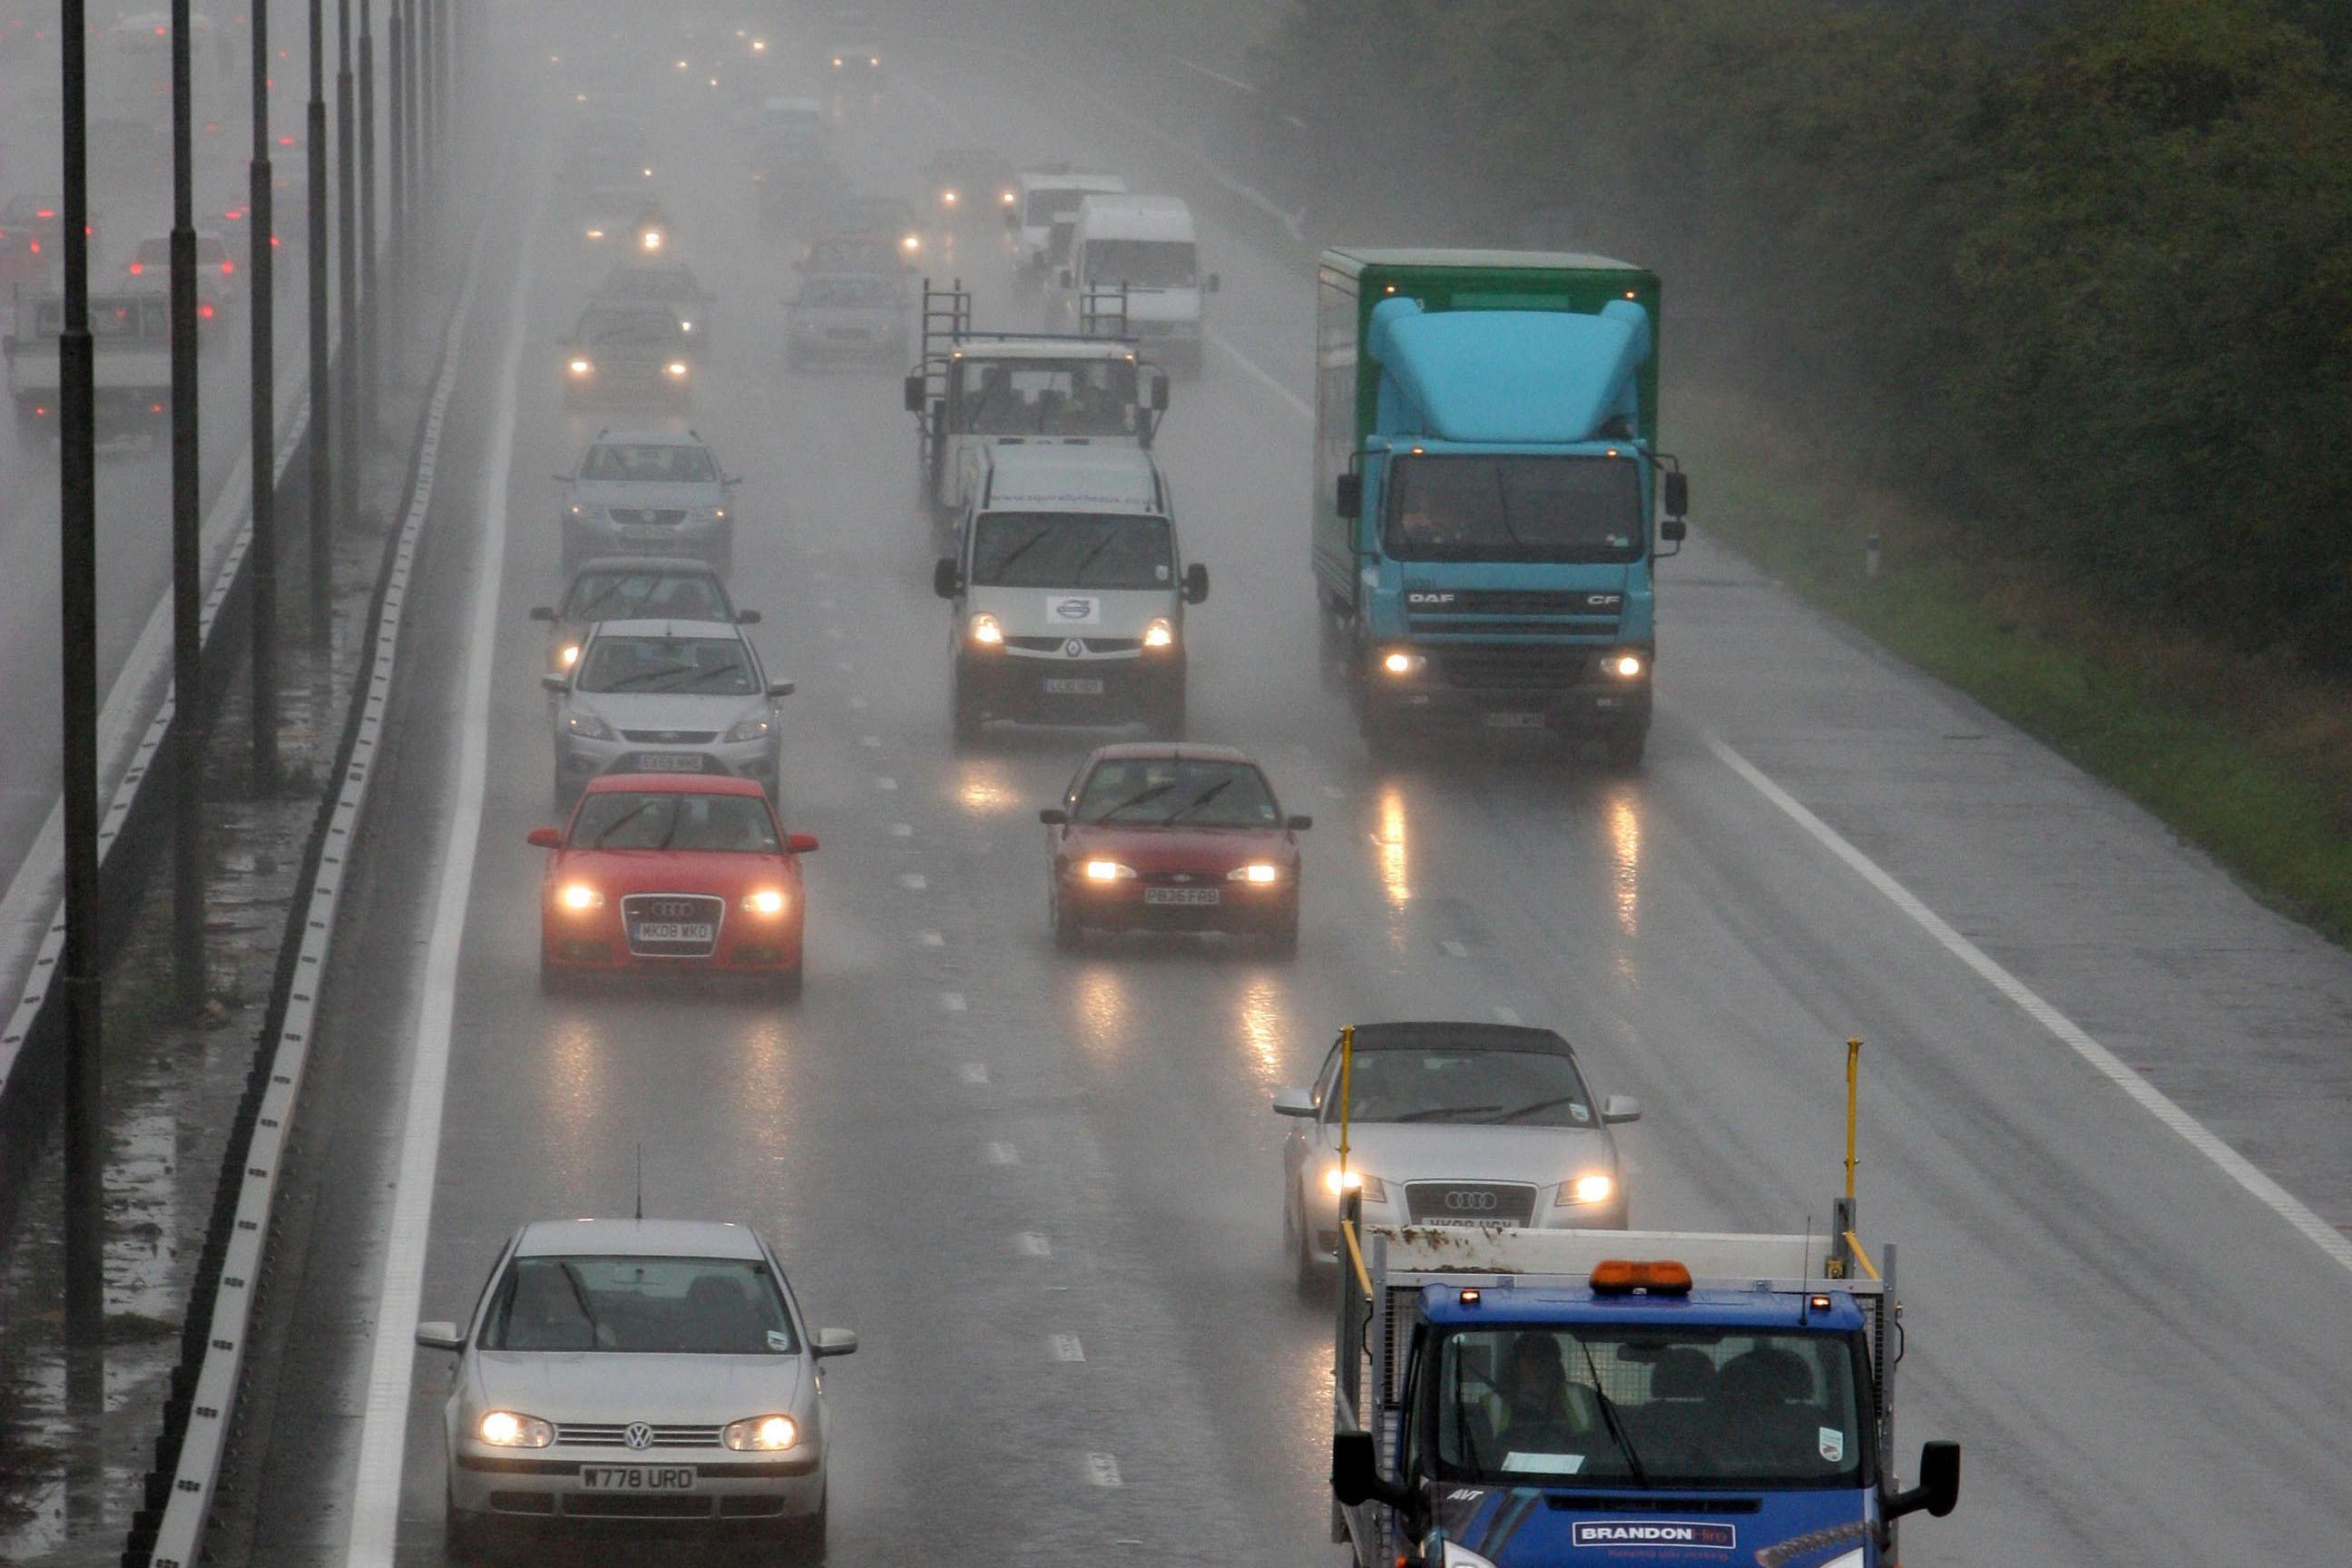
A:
1085;1452;1124;1487
847;695;869;710
1321;784;1346;799
890;822;914;838
1049;1332;1086;1362
345;200;536;1568
858;734;882;748
959;1062;990;1086
1494;1005;1522;1025
916;929;946;946
876;776;898;791
898;872;927;891
824;627;844;641
818;598;836;611
1015;1230;1052;1258
1703;730;2352;1279
1440;939;1470;959
1207;326;1311;420
939;991;967;1012
834;660;855;672
985;1141;1020;1165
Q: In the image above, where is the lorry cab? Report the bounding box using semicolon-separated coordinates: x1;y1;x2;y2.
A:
1012;165;1126;273
934;444;1207;743
1056;193;1219;375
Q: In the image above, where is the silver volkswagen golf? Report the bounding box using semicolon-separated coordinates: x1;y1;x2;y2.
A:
415;1218;856;1555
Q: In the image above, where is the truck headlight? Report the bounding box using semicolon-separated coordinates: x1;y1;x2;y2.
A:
1142;617;1175;650
1603;651;1645;678
1379;650;1424;677
967;612;1003;646
1440;1544;1501;1568
723;1414;799;1451
1557;1172;1615;1207
567;358;593;376
559;643;580;668
477;1410;554;1447
664;360;690;377
1323;1168;1387;1201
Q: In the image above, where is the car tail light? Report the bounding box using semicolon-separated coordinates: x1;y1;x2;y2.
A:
126;260;142;275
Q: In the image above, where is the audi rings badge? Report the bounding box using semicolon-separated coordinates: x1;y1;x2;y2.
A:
1444;1189;1500;1213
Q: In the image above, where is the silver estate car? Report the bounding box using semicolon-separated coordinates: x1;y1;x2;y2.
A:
1276;1022;1641;1291
545;618;792;808
415;1218;856;1554
558;429;740;575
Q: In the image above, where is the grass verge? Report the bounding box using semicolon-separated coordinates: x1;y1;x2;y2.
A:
1672;382;2352;947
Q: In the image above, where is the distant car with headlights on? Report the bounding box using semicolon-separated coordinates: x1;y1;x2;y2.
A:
808;192;923;263
1274;1021;1641;1290
414;1217;854;1554
528;773;816;993
921;147;1016;228
544;619;790;808
1039;743;1308;953
531;555;755;676
786;270;908;368
592;260;717;361
559;303;695;412
577;187;670;255
556;429;738;573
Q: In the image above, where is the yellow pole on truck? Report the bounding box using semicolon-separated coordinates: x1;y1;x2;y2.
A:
1846;1037;1860;1201
1338;1024;1355;1182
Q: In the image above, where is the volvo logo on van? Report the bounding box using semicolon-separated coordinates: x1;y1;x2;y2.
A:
1443;1190;1499;1212
1048;594;1101;624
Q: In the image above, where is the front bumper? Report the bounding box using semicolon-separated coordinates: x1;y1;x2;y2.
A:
788;323;907;361
1305;1194;1628;1260
554;733;776;796
562;514;731;564
561;365;692;407
450;1444;823;1524
958;650;1182;723
542;905;803;975
1364;645;1651;734
1060;870;1295;934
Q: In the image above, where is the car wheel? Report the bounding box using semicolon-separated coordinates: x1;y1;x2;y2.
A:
1051;885;1082;952
445;1489;492;1563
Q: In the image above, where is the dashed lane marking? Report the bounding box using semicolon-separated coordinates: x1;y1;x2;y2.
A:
898;872;927;890
1085;1453;1124;1487
1440;939;1470;959
1494;1005;1522;1024
939;991;967;1012
890;823;914;838
985;1141;1020;1165
1015;1231;1051;1257
859;735;882;748
1050;1333;1086;1362
876;776;898;791
959;1062;990;1085
917;930;945;946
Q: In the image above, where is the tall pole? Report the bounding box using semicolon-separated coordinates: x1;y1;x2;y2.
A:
250;0;279;790
308;0;330;650
357;0;376;447
58;0;106;1364
416;0;433;199
335;0;357;533
386;0;403;347
170;0;206;1016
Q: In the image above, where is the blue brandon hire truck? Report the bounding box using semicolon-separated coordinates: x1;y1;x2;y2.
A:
1312;250;1689;766
1328;1218;1960;1568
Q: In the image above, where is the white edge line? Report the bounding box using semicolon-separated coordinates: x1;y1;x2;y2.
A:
1702;729;2352;1279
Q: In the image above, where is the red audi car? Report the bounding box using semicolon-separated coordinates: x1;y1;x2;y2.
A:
530;773;816;997
1039;743;1309;954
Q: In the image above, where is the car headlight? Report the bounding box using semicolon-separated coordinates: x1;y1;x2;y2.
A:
557;881;604;911
1602;651;1645;678
1227;862;1281;884
1323;1167;1387;1201
741;888;789;916
1001;190;1016;206
1379;649;1425;677
693;505;727;523
476;1410;555;1447
941;189;957;206
967;612;1003;646
723;1414;799;1451
723;716;770;743
559;642;580;668
642;230;664;251
664;359;690;377
679;318;694;333
1142;617;1175;650
901;233;920;252
564;712;614;740
1080;859;1134;882
584;226;606;240
1557;1172;1615;1207
1440;1544;1500;1568
567;358;593;376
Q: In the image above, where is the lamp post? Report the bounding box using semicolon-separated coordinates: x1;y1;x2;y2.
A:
169;0;205;1014
386;0;403;339
336;0;356;534
250;0;280;791
358;0;376;446
308;0;330;649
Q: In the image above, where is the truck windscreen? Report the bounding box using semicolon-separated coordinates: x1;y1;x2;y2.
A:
1084;240;1197;289
1386;455;1642;564
1435;1326;1866;1490
956;359;1138;436
972;514;1171;591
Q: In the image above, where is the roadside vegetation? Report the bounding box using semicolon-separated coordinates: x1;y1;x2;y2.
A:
1260;0;2352;939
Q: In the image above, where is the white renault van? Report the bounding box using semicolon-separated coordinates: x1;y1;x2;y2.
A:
934;444;1208;742
1056;194;1220;373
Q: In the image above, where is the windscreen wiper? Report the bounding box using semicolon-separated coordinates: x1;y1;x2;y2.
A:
981;524;1054;583
1490;1093;1587;1123
1163;779;1233;823
1095;781;1176;820
589;800;659;849
1573;1332;1649;1488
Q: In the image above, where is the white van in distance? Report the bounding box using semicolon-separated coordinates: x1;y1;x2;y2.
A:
1055;194;1219;373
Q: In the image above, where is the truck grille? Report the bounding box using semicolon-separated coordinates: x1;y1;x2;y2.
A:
1004;635;1142;655
1436;646;1592;690
1403;1181;1537;1226
1407;590;1622;640
620;893;725;958
556;1422;724;1448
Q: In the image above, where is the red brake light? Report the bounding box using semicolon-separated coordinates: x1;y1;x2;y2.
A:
199;303;215;319
152;24;165;34
220;260;234;274
1590;1259;1694;1295
127;260;142;274
34;208;55;219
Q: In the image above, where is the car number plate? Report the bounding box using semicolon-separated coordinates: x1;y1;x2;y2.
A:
634;752;702;772
579;1465;695;1491
1483;711;1547;729
1143;887;1220;906
1042;677;1104;696
633;921;715;943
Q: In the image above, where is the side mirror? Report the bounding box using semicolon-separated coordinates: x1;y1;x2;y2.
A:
1039;807;1068;826
1335;472;1361;519
735;609;762;624
903;373;924;414
528;605;556;622
813;1327;859;1357
723;473;742;486
1183;563;1210;604
1331;1429;1419;1517
1601;1093;1642;1125
1662;469;1690;519
526;827;564;849
1886;1441;1961;1519
1205;271;1221;293
1057;267;1072;289
414;1321;466;1353
1661;516;1688;544
787;832;819;854
932;557;961;600
1286;814;1313;831
1272;1086;1315;1118
541;672;568;693
768;680;797;699
1150;373;1171;413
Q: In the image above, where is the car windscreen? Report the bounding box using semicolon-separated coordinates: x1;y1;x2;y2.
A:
802;238;897;273
568;790;779;852
1083;239;1196;289
577;635;755;695
579;442;718;483
576;309;681;346
954;358;1138;436
801;274;900;308
971;513;1171;591
482;1255;797;1354
564;569;728;623
1073;758;1280;828
1386;454;1644;564
1025;186;1102;224
1337;1047;1594;1127
600;267;695;300
1435;1327;1866;1490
